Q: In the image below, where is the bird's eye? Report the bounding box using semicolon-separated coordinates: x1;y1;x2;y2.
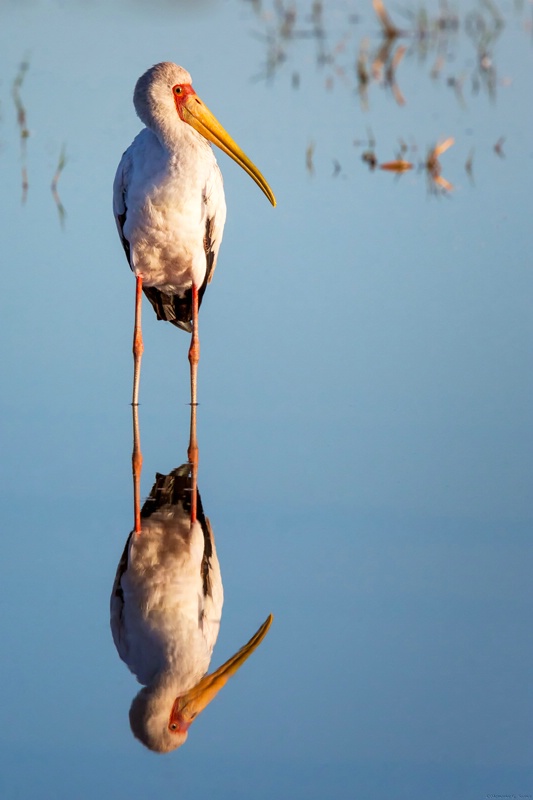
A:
169;723;178;731
174;86;182;95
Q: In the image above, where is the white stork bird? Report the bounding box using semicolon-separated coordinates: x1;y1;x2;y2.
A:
113;62;276;407
110;465;273;752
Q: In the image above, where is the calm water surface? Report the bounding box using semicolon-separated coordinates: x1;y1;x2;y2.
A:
0;1;532;798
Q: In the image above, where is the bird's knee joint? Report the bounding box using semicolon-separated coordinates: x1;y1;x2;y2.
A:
133;332;144;357
188;343;200;366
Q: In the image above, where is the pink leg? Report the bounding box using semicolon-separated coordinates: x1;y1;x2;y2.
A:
132;403;143;535
132;275;144;406
188;284;200;409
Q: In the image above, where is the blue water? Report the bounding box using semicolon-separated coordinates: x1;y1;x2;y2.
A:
0;1;531;798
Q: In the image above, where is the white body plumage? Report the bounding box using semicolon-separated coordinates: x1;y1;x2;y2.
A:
111;510;222;689
113;123;226;295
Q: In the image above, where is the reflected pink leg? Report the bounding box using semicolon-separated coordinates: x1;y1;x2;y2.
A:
132;403;143;535
188;400;198;524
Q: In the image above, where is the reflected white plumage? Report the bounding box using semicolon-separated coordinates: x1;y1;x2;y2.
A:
111;466;272;752
113;62;276;407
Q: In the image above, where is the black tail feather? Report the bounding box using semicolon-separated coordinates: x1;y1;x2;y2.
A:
143;285;207;333
141;465;205;526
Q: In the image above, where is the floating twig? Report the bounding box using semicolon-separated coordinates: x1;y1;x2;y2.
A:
380;159;413;172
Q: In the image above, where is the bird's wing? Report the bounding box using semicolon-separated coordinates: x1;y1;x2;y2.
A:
200;162;227;293
110;531;134;663
199;515;223;653
112;148;134;268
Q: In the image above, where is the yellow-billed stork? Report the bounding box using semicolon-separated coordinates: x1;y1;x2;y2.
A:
113;62;276;407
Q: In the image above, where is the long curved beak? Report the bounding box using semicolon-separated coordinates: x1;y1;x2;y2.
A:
181;94;276;207
169;614;273;729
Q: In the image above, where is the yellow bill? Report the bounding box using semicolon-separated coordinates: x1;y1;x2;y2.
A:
169;613;273;732
181;93;277;207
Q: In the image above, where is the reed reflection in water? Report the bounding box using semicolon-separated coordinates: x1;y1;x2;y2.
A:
110;404;272;752
244;0;525;190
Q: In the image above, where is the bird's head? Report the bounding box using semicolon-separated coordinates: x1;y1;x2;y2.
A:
133;61;276;206
129;614;273;753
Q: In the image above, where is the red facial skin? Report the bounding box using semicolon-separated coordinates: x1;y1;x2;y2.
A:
168;696;192;734
172;83;197;121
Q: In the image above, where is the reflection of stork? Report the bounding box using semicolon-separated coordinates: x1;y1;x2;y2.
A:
111;405;272;752
113;62;276;406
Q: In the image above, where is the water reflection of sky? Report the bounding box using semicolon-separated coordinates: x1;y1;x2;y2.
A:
1;1;532;798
